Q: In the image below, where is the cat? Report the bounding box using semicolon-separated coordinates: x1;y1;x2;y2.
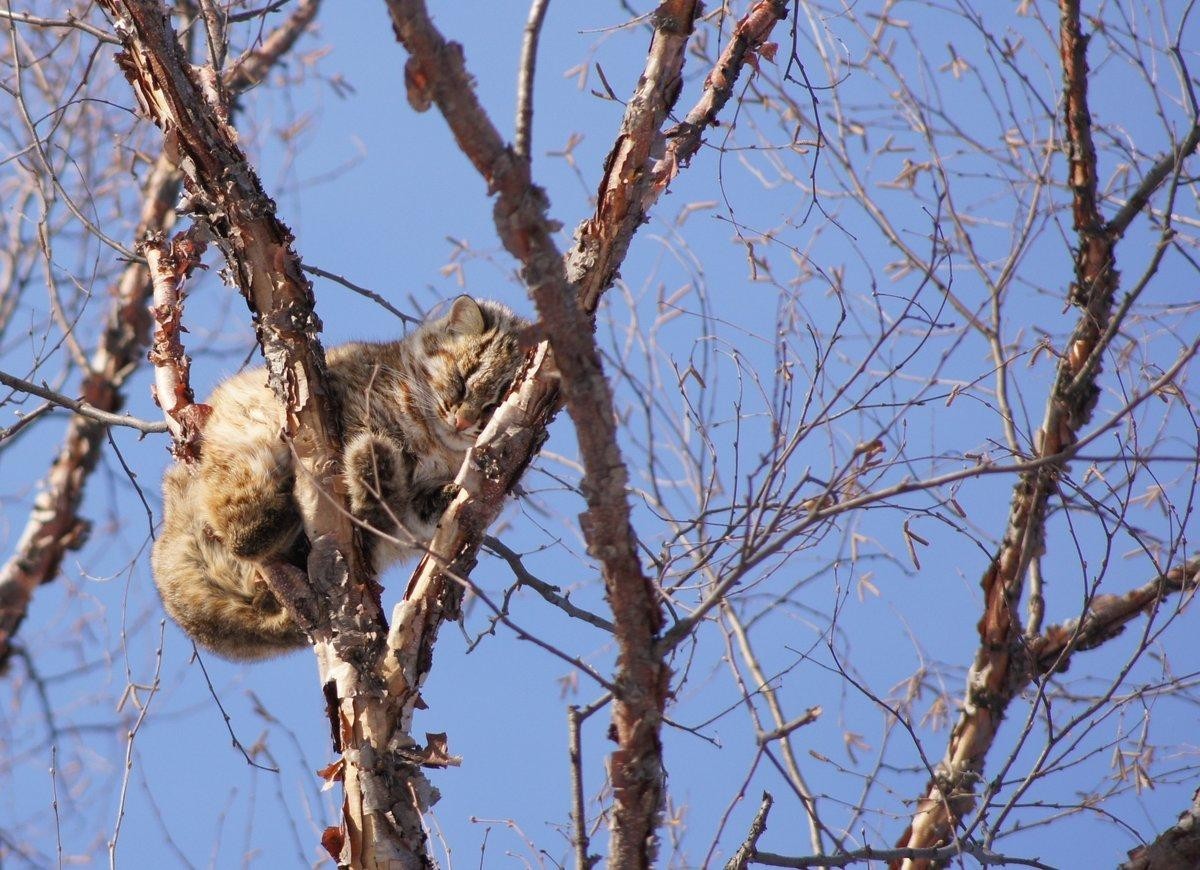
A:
151;296;529;660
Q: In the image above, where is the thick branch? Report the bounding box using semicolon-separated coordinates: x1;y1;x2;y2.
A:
0;0;322;667
1121;787;1200;870
94;3;427;866
1030;556;1199;674
143;230;211;460
385;2;761;864
567;0;696;312
891;3;1130;863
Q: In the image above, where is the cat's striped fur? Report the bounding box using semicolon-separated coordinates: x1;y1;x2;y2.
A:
152;296;529;660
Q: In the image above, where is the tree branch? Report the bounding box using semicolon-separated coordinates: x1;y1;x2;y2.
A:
94;3;430;865
1121;787;1200;870
143;230;212;460
0;0;324;668
0;369;168;434
0;152;179;667
891;2;1147;862
1030;556;1200;674
385;1;746;863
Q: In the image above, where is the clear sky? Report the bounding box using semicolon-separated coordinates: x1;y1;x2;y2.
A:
2;2;1197;867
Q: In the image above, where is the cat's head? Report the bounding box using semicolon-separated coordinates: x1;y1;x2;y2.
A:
422;295;530;449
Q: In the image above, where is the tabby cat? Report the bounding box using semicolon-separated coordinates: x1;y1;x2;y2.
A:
152;296;528;660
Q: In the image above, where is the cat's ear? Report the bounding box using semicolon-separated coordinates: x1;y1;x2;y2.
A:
446;295;486;335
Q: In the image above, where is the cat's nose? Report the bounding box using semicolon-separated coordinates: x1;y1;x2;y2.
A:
454;412;475;432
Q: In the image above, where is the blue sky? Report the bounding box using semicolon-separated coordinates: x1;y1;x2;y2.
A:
2;2;1199;867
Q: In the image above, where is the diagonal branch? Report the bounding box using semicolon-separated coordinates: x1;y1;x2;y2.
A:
385;1;789;865
890;2;1185;864
1030;556;1199;674
93;3;436;866
0;0;322;669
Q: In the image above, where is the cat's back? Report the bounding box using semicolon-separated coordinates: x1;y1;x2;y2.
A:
203;365;282;445
324;338;441;446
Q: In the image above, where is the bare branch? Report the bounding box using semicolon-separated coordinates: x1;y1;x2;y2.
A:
484;536;614;632
514;0;550;160
0;369;168;434
143;230;211;459
725;792;773;870
891;3;1171;861
223;0;318;92
751;843;1057;869
0;152;180;665
1031;556;1200;674
0;8;120;46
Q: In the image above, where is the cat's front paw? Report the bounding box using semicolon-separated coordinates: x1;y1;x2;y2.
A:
345;431;410;529
208;479;301;560
414;483;459;524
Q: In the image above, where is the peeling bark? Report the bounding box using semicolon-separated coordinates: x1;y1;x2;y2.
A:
96;2;422;865
144;229;211;461
891;3;1166;864
0;0;319;667
1123;788;1200;870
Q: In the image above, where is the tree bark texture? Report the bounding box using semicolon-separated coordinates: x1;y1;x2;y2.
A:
0;0;319;668
892;2;1137;864
95;2;427;865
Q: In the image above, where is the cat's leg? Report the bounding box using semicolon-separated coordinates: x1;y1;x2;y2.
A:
344;431;416;547
153;466;307;659
199;441;302;560
345;432;462;568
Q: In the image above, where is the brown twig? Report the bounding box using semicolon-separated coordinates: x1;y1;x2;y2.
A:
223;0;318;92
751;843;1057;869
0;8;120;45
514;0;550;160
724;792;773;870
300;262;419;324
484;535;614;632
94;3;422;866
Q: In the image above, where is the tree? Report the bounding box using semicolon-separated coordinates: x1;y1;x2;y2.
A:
1;1;1197;867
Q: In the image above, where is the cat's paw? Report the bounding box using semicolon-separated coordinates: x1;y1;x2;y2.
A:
345;431;410;529
414;483;459;524
208;478;301;560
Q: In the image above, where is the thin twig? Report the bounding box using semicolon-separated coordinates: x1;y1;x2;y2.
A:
750;843;1057;869
300;262;418;324
0;369;168;433
484;536;614;632
567;705;595;870
0;8;120;45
